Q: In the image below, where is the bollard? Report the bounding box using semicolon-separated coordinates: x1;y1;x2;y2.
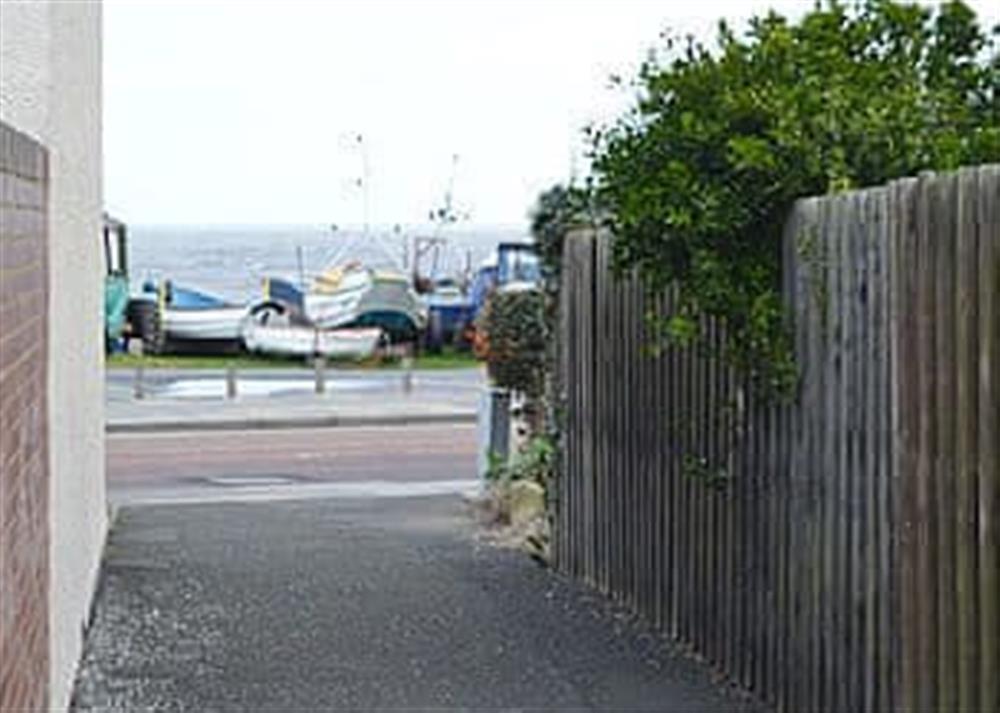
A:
133;364;144;400
476;387;511;479
314;356;326;395
401;355;414;394
127;334;144;357
489;388;511;463
226;365;237;399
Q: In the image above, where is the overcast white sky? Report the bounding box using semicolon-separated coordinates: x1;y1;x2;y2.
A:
104;0;999;228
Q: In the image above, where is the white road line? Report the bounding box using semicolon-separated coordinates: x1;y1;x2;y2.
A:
110;479;483;506
106;423;477;440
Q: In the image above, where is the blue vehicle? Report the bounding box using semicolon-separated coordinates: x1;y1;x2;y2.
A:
103;215;130;352
469;242;540;318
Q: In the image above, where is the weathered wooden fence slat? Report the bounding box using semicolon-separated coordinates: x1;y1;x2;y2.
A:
556;166;1000;712
976;165;999;713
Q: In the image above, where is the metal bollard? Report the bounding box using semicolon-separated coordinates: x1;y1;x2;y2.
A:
476;387;511;480
401;356;414;394
489;388;511;463
226;365;237;399
133;364;144;400
314;356;326;395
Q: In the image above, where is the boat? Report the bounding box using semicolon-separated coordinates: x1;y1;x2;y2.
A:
243;322;383;359
147;280;251;354
469;242;541;317
262;263;427;343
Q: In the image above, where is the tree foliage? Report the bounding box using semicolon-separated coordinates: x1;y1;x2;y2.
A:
590;0;999;397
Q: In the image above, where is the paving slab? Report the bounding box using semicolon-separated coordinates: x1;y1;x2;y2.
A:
72;496;761;711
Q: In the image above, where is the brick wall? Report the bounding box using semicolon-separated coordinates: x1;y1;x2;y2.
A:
0;121;50;711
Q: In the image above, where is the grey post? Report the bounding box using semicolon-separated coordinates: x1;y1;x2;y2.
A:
314;355;326;394
490;388;511;463
133;364;144;400
226;365;237;399
402;354;414;394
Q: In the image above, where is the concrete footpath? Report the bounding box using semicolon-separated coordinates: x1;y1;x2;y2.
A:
72;496;759;711
106;367;483;432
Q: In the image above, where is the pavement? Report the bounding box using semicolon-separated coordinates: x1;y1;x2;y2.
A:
106;367;485;432
72;495;760;711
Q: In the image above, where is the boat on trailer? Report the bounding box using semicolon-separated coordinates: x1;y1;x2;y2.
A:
148;281;251;354
262;264;427;343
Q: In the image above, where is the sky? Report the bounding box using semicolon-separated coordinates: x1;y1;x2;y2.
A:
104;0;1000;229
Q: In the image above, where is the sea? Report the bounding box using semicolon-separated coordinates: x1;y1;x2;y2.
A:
127;224;530;302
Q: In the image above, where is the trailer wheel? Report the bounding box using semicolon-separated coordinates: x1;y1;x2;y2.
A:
125;299;165;355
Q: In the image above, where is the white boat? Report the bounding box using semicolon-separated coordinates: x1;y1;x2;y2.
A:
149;281;251;353
266;262;427;341
243;322;383;359
161;305;249;341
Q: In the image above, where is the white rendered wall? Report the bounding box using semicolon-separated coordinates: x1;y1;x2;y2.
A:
0;2;106;710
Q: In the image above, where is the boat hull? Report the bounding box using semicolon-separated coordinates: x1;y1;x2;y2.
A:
243;324;382;359
158;306;248;354
303;269;427;341
162;306;249;341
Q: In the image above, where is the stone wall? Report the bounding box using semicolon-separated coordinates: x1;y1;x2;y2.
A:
0;121;50;712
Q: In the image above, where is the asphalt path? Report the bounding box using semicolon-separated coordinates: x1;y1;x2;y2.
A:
73;496;760;711
107;423;479;506
90;422;759;710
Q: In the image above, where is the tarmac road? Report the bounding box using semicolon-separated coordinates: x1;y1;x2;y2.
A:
107;423;480;506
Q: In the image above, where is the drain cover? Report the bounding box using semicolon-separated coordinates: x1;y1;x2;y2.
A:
205;475;297;487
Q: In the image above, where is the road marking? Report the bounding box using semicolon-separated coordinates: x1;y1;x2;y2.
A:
205;475;298;486
106;423;477;441
111;478;482;506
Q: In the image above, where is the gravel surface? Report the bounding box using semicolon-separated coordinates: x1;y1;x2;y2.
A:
72;495;761;711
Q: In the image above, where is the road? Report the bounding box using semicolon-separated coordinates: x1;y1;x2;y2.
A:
107;423;479;505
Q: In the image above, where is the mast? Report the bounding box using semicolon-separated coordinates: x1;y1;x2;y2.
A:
413;154;464;288
358;133;371;238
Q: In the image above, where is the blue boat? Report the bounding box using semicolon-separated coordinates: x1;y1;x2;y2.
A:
141;280;250;354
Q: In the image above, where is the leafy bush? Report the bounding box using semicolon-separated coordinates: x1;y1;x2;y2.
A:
590;0;999;398
476;288;548;401
487;436;556;487
529;184;593;293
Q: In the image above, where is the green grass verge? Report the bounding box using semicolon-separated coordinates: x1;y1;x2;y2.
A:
106;346;481;371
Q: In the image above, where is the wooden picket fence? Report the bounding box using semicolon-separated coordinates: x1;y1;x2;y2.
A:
555;165;998;712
